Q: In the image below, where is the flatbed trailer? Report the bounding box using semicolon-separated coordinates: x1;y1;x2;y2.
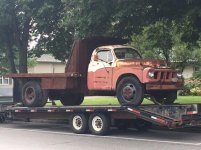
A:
1;104;201;135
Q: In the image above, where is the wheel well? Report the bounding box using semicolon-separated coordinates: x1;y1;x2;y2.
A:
116;74;142;89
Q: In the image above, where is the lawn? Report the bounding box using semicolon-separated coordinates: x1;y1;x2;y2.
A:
82;96;201;105
52;96;201;106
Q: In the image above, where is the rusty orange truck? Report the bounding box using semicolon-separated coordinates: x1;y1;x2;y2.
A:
7;37;183;107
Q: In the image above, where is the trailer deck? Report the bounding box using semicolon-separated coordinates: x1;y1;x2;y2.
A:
1;104;200;135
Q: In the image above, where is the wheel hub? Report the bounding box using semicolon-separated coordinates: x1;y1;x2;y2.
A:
122;84;135;100
92;116;103;132
73;116;83;130
25;87;35;102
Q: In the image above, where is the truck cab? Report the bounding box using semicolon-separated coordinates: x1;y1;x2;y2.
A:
88;45;184;106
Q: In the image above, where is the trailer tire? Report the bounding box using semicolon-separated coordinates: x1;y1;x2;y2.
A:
22;81;48;107
117;77;144;106
60;93;84;106
71;113;88;134
89;113;110;135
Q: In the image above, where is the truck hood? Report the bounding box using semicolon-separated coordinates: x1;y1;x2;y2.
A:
116;59;168;68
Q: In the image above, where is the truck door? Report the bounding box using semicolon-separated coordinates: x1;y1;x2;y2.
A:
88;49;113;90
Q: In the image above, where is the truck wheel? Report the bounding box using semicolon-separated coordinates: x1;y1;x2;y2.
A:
152;90;177;105
70;113;88;134
117;77;144;106
60;94;84;106
22;81;48;107
89;113;110;135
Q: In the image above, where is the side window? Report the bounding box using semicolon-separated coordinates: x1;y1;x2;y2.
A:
97;50;113;62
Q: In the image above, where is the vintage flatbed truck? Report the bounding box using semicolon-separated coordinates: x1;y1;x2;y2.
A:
0;103;201;135
6;37;183;107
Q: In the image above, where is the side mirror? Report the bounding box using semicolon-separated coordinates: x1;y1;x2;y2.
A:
93;54;99;61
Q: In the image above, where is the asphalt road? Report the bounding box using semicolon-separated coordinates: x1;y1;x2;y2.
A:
1;121;201;150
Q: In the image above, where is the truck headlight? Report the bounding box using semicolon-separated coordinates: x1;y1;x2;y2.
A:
148;70;155;78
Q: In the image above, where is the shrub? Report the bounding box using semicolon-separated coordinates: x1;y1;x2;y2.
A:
178;79;201;96
190;87;201;96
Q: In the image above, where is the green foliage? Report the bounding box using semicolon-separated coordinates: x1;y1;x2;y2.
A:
131;20;174;62
193;70;201;79
61;0;113;38
1;0;201;74
131;19;201;71
179;79;201;96
32;0;70;61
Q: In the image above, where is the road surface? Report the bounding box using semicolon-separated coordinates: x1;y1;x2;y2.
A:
0;121;201;150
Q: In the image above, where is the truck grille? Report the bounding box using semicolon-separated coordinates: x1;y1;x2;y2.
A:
154;71;176;81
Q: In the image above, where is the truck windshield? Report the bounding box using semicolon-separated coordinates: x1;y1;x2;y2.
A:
114;48;142;59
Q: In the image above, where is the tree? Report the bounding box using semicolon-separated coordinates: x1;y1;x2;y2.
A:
0;0;41;73
0;0;65;73
132;20;174;62
1;0;201;74
31;0;71;61
131;19;201;71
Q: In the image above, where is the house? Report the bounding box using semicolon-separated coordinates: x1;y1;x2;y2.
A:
28;54;66;73
0;76;13;103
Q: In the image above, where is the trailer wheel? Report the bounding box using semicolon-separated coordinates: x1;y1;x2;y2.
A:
22;81;48;107
70;113;88;134
152;90;177;105
89;113;110;135
60;93;84;106
117;77;144;106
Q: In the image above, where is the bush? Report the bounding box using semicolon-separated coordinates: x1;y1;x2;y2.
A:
178;79;201;96
193;70;201;79
178;84;192;96
190;87;201;96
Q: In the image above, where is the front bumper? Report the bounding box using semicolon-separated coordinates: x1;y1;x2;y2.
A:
146;82;183;90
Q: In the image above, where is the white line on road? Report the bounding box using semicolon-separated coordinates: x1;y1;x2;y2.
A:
1;127;201;146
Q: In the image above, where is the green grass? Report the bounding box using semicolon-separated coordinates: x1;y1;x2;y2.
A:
51;96;201;106
83;96;201;105
175;96;201;104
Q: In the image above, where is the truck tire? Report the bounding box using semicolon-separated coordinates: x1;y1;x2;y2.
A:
22;81;48;107
152;90;177;105
117;77;144;106
89;113;110;135
60;93;84;106
70;113;88;134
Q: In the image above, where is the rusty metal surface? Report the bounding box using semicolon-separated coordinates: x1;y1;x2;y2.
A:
6;73;73;78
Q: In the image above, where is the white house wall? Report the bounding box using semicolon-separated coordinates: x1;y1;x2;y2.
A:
182;65;194;79
28;62;66;73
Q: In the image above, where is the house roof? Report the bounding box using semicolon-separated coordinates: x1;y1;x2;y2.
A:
36;54;63;63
